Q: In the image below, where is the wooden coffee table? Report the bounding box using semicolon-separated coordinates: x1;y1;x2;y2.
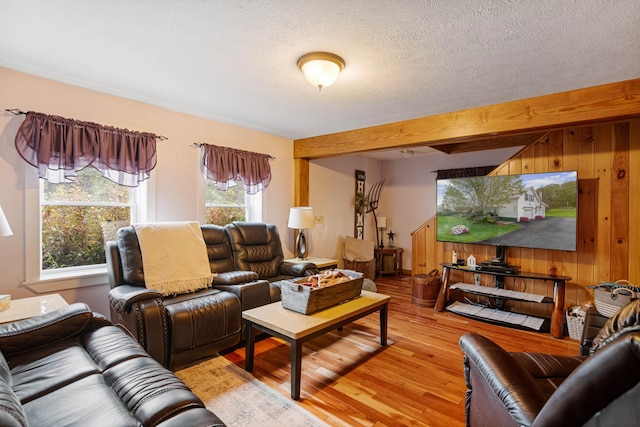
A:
243;290;390;400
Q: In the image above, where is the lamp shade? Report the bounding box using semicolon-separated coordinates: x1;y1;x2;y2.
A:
0;205;13;237
377;216;387;228
288;207;315;229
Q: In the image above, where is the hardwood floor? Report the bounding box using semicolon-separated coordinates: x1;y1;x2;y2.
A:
225;276;580;426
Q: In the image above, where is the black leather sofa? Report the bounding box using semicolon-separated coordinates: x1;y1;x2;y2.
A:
226;222;319;300
106;222;316;370
459;299;640;426
0;303;224;427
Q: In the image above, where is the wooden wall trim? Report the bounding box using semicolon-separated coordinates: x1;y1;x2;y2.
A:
294;78;640;159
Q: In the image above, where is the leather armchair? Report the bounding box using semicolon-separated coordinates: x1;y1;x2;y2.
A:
459;299;640;427
225;222;318;301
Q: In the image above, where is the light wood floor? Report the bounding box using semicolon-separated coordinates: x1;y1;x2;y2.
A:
225;275;580;427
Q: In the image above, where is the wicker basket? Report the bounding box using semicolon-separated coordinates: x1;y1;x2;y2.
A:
593;280;639;318
566;306;586;340
343;258;376;280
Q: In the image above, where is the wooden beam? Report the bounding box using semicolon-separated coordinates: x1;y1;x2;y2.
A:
294;78;640;159
430;132;547;154
291;158;310;254
293;158;309;207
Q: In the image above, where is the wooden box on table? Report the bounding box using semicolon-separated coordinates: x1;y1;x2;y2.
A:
281;276;364;314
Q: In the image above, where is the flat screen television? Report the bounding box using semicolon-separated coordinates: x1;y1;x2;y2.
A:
436;171;577;252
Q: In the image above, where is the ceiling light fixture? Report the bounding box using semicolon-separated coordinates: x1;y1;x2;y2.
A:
297;52;345;91
400;149;414;158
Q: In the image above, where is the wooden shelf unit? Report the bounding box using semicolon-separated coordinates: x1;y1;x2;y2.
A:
435;263;570;338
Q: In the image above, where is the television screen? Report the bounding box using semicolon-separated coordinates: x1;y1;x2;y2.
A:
436;171;577;251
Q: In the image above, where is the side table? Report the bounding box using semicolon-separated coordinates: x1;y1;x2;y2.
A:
0;293;69;324
284;257;339;271
375;247;403;277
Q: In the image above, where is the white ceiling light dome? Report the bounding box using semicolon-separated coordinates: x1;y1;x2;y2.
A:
297;52;345;91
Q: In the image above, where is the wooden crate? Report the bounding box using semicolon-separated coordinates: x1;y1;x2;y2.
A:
281;277;364;314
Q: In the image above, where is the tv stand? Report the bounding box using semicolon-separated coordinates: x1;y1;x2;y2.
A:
434;263;570;338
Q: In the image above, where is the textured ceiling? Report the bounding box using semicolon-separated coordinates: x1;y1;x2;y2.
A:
1;0;639;151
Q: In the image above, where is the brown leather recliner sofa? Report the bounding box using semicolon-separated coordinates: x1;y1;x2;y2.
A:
459;299;640;426
0;303;224;427
106;222;316;370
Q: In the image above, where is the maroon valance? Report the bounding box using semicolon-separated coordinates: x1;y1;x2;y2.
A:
15;111;157;187
436;166;498;180
200;143;271;194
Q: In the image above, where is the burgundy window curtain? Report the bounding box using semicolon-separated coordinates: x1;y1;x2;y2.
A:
200;143;271;194
14;111;157;187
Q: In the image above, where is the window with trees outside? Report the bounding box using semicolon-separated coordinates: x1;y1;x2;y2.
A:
205;180;262;225
40;168;144;271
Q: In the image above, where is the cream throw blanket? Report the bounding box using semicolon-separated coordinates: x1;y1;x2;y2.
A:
133;221;214;296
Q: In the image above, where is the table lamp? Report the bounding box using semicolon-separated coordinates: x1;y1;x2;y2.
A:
377;216;387;248
288;207;315;259
0;205;13;237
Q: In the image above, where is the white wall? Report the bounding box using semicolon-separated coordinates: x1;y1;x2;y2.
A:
0;67;294;316
307;156;382;262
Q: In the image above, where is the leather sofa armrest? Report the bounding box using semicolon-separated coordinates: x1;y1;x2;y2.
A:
459;333;548;427
212;271;260;285
0;303;93;356
109;285;163;314
213;280;270;311
535;333;640;426
280;261;319;277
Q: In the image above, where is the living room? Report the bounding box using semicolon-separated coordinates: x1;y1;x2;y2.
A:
1;2;640;426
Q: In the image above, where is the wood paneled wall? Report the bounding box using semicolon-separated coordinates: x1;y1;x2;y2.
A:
412;119;640;314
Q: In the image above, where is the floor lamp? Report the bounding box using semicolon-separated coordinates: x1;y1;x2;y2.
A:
288;207;315;259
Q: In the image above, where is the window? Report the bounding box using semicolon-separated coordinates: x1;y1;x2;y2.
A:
205;180;262;225
40;168;143;271
24;167;147;293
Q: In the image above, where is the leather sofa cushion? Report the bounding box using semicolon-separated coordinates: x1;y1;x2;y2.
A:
202;224;237;273
117;224;247;287
213;270;260;285
165;289;241;352
103;356;205;426
226;222;285;279
22;374;141;427
81;325;152;371
0;352;11;386
0;303;94;356
0;378;27;427
10;340;100;404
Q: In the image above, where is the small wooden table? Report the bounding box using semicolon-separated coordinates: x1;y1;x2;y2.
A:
375;247;403;277
0;294;69;324
243;290;390;400
284;256;339;271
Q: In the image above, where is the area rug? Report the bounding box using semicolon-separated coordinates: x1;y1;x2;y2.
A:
176;356;328;427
